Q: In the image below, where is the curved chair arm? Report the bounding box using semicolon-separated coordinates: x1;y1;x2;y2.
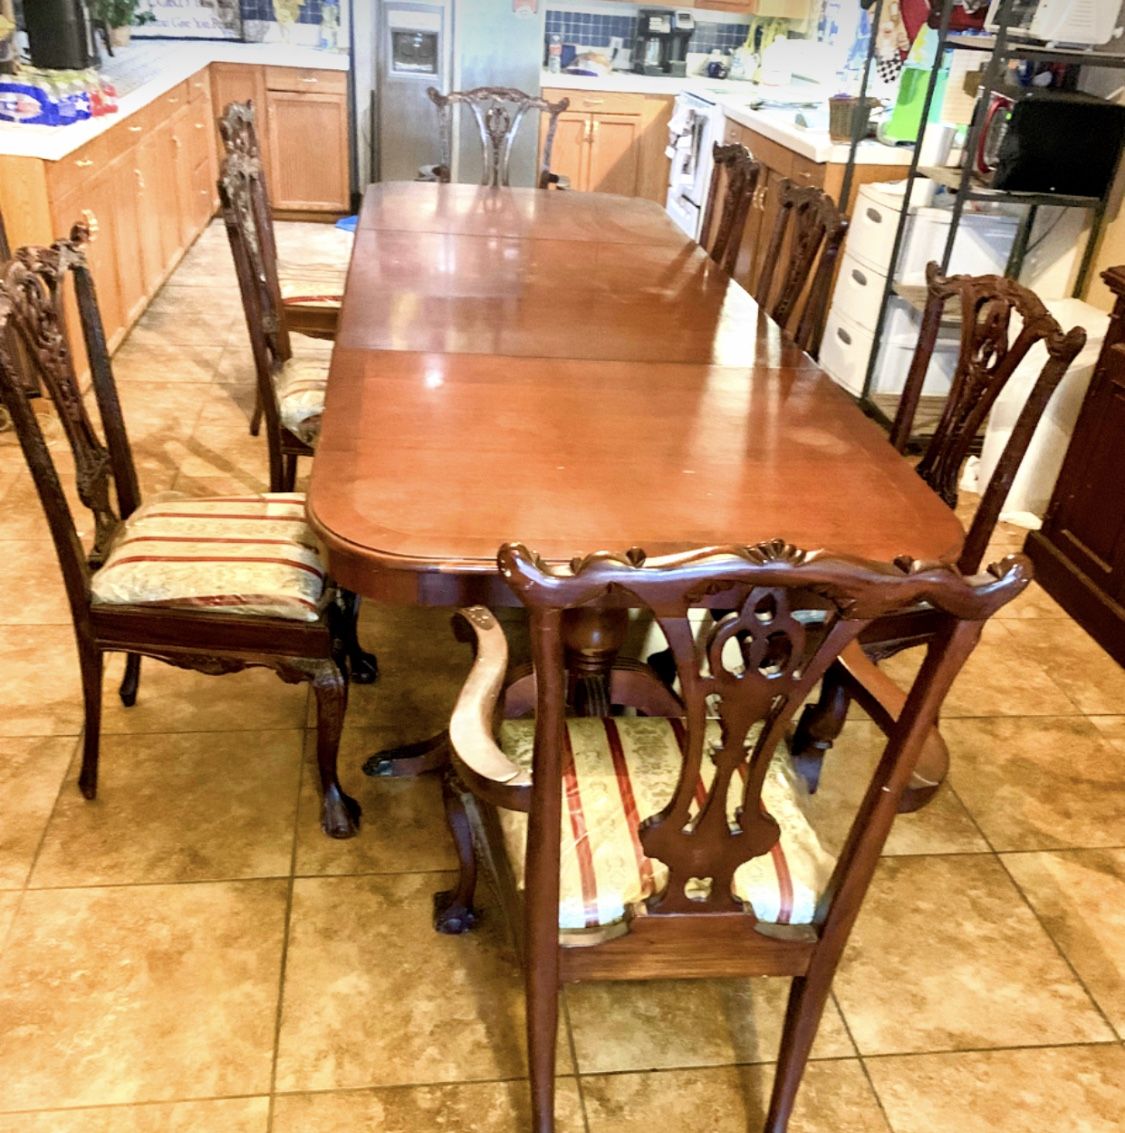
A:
450;607;532;799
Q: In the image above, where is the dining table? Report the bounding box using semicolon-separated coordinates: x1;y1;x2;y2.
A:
306;181;966;786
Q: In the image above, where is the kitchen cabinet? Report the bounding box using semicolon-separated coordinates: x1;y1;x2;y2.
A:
210;61;269;168
541;89;674;203
1026;266;1125;665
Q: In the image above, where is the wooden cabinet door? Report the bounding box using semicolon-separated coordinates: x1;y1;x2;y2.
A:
170;105;196;251
135;125;172;294
548;113;591;191
265;89;349;211
1040;343;1125;602
108;152;146;326
587;112;642;196
210;63;268;166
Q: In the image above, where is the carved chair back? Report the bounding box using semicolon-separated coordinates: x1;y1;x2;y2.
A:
890;263;1087;574
217;138;295;487
754;180;848;357
426;86;570;188
700;143;761;277
0;226;141;635
501;540;1027;923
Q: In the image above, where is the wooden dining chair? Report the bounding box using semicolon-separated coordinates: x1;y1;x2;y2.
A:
0;224;376;837
790;263;1087;802
435;539;1027;1133
701;142;761;276
218;145;335;492
754;181;848;358
426;86;570;189
218;101;346;344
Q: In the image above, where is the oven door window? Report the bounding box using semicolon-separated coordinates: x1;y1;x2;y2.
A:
391;30;439;75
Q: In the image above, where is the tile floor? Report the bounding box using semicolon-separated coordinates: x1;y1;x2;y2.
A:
0;221;1123;1132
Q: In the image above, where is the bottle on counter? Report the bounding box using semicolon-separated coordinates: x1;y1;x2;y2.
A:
320;2;340;52
548;33;562;74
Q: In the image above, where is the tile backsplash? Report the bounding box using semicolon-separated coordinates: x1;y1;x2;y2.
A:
545;8;751;54
239;0;323;26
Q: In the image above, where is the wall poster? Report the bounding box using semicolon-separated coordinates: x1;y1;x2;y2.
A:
131;0;243;40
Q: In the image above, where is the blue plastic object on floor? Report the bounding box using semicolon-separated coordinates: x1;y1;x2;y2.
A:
336;215;358;233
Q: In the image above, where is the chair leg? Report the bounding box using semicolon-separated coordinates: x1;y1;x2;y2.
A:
433;770;478;934
789;663;851;793
249;389;263;437
283;453;298;492
118;653;141;707
77;645;104;800
310;658;361;839
527;951;560;1133
763;969;836;1133
338;588;379;684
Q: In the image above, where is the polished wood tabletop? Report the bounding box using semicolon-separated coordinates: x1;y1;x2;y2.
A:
309;183;964;605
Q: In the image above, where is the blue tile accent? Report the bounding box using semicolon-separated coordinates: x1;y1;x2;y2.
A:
239;0;324;26
545;9;750;54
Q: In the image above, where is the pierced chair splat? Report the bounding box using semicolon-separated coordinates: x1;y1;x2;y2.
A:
217;100;347;346
791;263;1087;803
426;85;570;188
0;225;372;837
701;142;761;277
437;539;1029;1133
754;180;848;358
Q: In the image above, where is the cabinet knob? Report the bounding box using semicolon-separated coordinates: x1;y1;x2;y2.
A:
167;96;180;104
582;98;605;106
135;169;146;190
128;125;143;133
76;158;94;168
81;209;99;239
301;76;319;83
195;122;206;129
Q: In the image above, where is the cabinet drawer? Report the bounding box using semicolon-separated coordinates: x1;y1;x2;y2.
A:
545;89;644;115
738;126;795;179
265;66;346;94
48;134;111;201
188;69;210;103
830;248;888;332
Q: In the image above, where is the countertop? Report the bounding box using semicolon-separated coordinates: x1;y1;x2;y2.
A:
542;69;913;167
0;41;349;162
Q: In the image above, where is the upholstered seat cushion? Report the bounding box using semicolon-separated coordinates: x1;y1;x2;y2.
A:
90;493;328;621
496;717;836;941
279;262;346;310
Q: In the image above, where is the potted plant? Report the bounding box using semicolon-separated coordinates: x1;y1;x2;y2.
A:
91;0;156;48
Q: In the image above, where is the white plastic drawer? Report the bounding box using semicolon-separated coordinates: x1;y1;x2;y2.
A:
899;209;1017;285
829;249;889;333
846;190;906;274
820;307;873;397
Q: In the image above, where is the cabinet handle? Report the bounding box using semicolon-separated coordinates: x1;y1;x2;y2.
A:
75;158;94;168
591;119;599;142
301;76;319;83
167;96;180;104
173;136;182;148
797;170;812;182
851;268;868;286
135;169;146;190
128;125;143;133
81;209;99;239
195;122;206;129
866;207;882;223
837;327;852;345
582;98;605;105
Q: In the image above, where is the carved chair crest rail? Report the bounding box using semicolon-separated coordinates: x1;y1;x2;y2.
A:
701;142;762;278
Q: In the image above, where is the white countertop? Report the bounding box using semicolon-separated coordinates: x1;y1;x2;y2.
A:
0;41;349;162
542;69;914;167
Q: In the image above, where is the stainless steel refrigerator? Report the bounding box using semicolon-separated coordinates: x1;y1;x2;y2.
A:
352;0;546;188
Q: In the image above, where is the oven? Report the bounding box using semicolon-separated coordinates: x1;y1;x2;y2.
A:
665;90;723;240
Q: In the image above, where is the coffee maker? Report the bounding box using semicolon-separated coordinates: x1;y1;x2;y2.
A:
25;0;98;71
633;8;694;77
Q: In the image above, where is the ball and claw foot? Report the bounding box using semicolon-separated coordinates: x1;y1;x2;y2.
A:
321;790;362;839
349;648;380;685
433;889;478;934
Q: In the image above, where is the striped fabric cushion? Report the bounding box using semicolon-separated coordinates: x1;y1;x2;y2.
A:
496;717;836;941
279;263;346;310
277;353;329;445
90;493;328;621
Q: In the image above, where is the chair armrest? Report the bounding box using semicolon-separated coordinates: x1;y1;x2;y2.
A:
449;607;532;790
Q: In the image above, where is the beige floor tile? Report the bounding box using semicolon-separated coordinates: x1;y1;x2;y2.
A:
1003;848;1125;1037
945;716;1125;850
990;579;1069;619
832;855;1112;1054
99;652;310;735
0;880;287;1109
0;470;92;542
865;1045;1125;1133
1002;619;1125;715
0;736;76;888
111;342;226;384
127;286;241;347
804;720;989;857
0;892;20;949
1088;715;1125;750
880;622;1079;719
30;729;303;887
170;426;272;493
275;871;570;1092
0;542;71;625
581;1059;890;1133
0;1098;270;1133
112;382;210;443
272;1080;586;1133
0;625;84;736
195;375;258;430
294;729;457;876
565;977;854;1075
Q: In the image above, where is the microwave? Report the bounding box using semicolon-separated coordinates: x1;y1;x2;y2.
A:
985;0;1125;45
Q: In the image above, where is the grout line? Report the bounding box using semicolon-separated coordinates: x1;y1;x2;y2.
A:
560;990;592;1133
831;989;896;1133
265;731;307;1133
859;1037;1120;1061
